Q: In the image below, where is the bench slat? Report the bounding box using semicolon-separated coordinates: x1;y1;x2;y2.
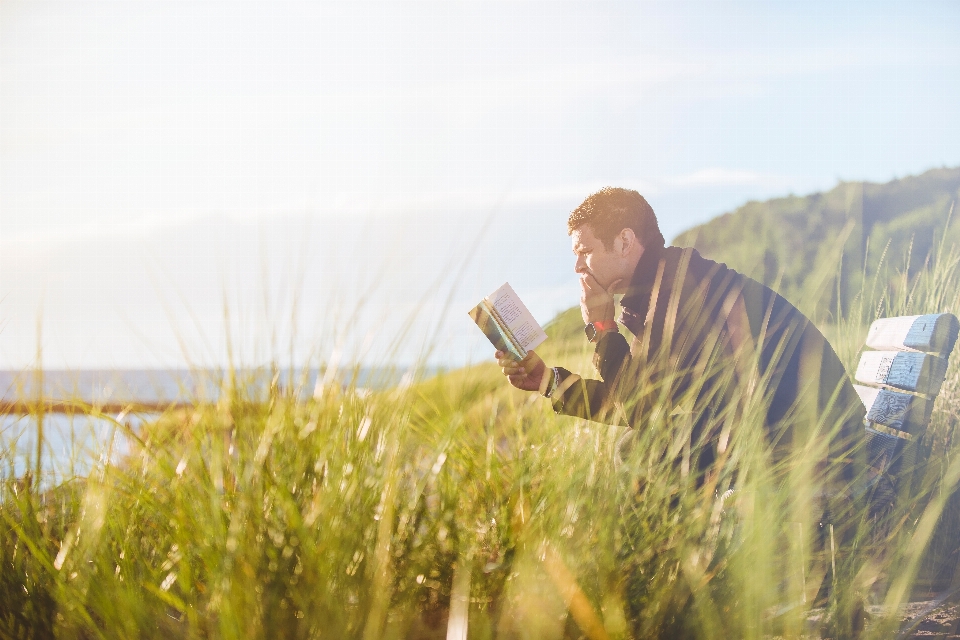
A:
866;313;960;356
865;426;915;475
854;384;933;434
855;350;949;396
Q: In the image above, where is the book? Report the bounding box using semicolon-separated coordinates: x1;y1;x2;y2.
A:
468;282;547;360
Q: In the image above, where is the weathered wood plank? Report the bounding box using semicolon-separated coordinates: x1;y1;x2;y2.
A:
855;351;949;396
854;384;934;434
865;426;915;474
866;313;960;356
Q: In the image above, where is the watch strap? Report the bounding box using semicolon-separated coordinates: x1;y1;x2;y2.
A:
593;320;617;333
585;320;618;343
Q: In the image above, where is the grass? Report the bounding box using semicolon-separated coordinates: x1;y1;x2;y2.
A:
2;235;960;639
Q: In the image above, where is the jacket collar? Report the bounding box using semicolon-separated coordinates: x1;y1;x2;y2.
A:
619;241;666;322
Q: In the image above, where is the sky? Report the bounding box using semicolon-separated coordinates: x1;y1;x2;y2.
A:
1;0;960;370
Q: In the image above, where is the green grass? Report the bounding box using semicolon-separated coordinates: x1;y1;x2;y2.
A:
2;237;960;639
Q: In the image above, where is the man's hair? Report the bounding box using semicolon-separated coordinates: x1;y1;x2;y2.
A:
567;187;665;250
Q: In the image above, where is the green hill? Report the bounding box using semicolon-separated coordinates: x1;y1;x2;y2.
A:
672;167;960;318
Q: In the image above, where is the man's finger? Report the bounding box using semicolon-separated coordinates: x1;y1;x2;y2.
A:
580;273;602;291
507;374;532;389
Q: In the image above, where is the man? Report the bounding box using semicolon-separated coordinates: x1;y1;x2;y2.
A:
496;186;862;497
495;187;865;635
496;188;864;638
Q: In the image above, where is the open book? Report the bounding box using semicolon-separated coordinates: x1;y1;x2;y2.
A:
468;282;547;360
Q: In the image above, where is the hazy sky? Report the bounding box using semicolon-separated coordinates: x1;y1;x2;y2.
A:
2;1;959;369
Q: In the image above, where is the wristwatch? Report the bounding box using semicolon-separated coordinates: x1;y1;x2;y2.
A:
584;320;617;343
540;367;561;398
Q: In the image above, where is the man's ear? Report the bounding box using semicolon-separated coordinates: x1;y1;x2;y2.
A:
619;228;638;256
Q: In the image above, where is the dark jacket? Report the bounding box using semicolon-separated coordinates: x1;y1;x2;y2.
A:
551;243;862;487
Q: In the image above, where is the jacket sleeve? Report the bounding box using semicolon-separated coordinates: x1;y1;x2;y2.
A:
551;331;632;426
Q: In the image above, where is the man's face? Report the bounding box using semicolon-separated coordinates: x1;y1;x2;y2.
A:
570;225;630;290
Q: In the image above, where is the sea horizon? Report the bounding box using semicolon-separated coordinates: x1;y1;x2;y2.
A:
0;365;443;406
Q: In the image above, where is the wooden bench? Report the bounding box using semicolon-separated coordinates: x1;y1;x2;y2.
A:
853;313;959;515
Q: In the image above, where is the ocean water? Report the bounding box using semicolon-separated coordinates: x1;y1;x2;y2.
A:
0;367;423;404
0;366;432;486
1;412;147;486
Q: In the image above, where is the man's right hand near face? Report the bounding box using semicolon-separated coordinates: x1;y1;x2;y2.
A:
495;350;547;393
579;273;622;326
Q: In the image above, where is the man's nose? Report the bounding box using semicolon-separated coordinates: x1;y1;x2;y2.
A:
574;256;587;273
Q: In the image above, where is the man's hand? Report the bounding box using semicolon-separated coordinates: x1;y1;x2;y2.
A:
495;350;547;393
580;274;622;325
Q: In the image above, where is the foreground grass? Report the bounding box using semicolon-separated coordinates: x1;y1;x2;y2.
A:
2;241;960;639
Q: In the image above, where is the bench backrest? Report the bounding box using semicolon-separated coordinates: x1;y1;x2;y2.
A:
854;313;959;478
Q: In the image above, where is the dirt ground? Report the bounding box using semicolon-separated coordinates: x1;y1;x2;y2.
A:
794;599;960;639
886;600;960;639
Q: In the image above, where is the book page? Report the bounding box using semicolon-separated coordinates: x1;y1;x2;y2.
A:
488;283;547;352
468;300;525;361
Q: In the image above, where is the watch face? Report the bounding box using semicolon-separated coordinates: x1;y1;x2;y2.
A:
584;323;597;342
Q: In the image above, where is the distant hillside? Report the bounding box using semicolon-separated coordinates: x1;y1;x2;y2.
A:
672;167;960;317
